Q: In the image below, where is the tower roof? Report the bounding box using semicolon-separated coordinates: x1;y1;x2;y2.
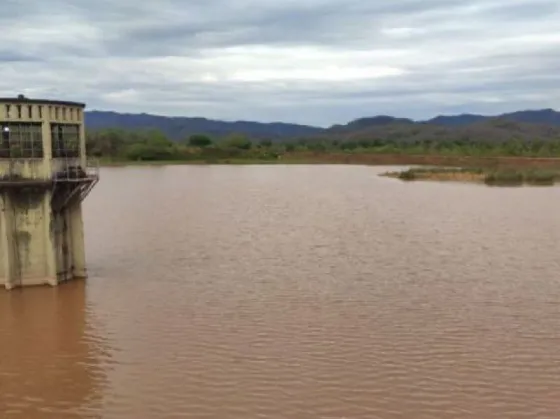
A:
0;95;85;108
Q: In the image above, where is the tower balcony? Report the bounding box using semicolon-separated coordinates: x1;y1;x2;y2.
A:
0;158;100;187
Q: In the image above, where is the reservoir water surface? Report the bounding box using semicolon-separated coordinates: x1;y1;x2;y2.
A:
1;164;560;418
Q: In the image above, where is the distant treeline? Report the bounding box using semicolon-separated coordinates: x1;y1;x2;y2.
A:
86;119;560;162
86;129;281;162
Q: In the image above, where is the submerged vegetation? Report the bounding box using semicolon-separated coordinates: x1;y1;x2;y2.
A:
383;167;560;186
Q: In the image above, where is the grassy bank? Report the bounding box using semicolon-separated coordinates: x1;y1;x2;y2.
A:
382;167;560;186
99;152;560;169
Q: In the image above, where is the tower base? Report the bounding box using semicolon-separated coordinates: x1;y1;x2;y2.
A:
0;181;90;290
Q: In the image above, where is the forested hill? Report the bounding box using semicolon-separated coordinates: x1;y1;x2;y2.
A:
85;108;560;141
328;109;560;131
426;109;560;127
84;111;322;140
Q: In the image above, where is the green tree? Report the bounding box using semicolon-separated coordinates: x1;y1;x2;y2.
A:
188;134;212;147
285;144;296;152
259;139;272;148
125;142;177;161
221;133;252;150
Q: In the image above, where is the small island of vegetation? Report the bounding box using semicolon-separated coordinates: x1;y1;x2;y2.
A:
381;167;560;186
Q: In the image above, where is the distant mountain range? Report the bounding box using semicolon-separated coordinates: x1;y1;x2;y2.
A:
85;111;321;140
84;108;560;140
426;109;560;127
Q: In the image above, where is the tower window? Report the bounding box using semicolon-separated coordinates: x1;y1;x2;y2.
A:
0;126;10;158
51;123;80;158
0;123;43;158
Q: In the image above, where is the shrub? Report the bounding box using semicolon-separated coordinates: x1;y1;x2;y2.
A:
484;170;523;185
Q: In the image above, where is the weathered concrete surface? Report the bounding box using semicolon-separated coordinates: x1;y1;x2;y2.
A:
0;190;86;289
0;97;94;290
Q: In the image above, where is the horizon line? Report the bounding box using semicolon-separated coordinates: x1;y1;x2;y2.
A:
84;107;559;128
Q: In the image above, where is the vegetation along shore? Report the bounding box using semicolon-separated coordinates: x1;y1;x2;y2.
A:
381;167;560;186
87;115;560;186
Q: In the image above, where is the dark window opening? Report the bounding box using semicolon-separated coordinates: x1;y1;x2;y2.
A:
16;105;22;119
1;125;10;158
51;123;80;158
0;123;44;158
38;106;43;118
28;105;33;119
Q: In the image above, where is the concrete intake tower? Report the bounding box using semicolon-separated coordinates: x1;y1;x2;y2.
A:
0;96;99;290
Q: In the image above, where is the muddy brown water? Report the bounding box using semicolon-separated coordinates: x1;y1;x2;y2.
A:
1;165;560;418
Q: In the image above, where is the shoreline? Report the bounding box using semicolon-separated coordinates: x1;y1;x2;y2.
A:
96;153;560;187
98;152;560;169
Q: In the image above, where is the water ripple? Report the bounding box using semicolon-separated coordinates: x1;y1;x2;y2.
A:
1;165;560;418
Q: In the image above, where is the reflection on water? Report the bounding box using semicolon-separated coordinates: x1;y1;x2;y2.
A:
0;281;108;418
2;164;560;418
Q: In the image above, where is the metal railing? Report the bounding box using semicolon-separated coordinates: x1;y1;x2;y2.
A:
51;158;100;211
86;158;100;179
52;158;99;182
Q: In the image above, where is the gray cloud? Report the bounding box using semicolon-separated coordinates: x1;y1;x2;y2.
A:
0;0;559;126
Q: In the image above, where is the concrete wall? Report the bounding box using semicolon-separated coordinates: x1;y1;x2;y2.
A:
0;193;17;287
52;205;86;282
69;204;87;278
0;159;49;180
0;190;86;290
0;102;83;124
0;190;54;288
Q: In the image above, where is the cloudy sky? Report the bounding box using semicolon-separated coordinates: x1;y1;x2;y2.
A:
1;0;559;126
